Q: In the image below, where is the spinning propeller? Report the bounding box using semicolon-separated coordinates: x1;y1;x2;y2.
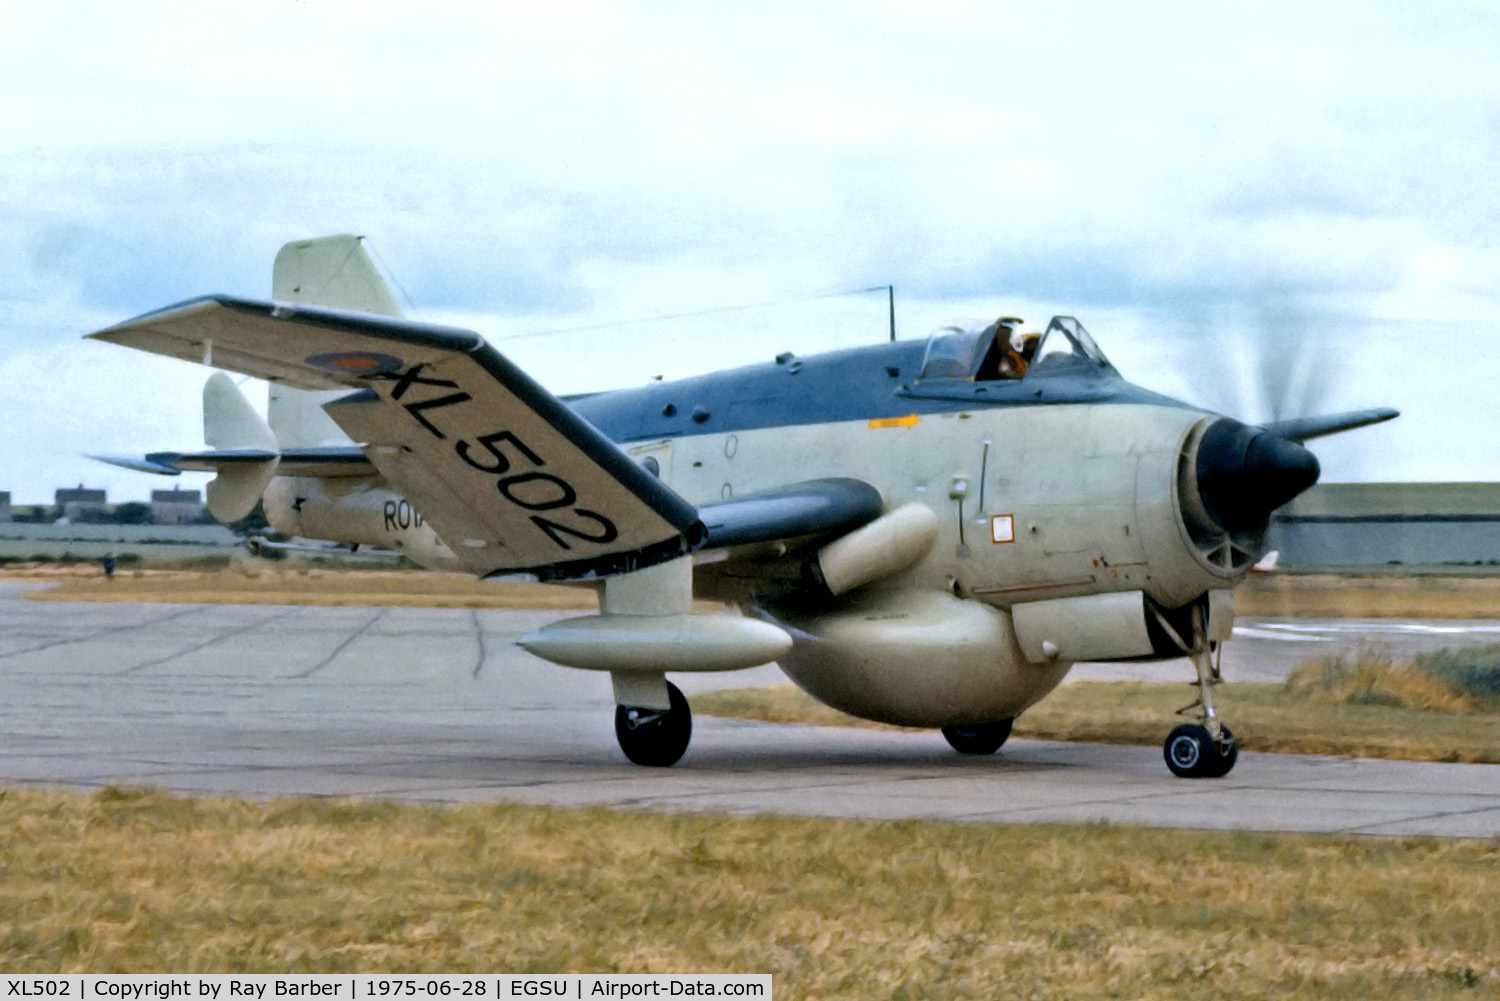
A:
1176;305;1397;563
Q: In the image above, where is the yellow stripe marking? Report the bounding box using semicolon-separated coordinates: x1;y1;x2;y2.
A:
868;414;920;429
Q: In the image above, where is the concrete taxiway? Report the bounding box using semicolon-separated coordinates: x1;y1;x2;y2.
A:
2;581;1497;838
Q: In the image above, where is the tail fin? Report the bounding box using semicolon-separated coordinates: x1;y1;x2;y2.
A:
271;234;404;316
202;372;280;522
268;234;403;447
205;371;277;452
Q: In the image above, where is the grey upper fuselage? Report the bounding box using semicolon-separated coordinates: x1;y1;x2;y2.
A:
568;333;1197;444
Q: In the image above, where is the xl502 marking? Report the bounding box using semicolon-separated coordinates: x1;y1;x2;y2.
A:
8;984;71;997
385;371;619;551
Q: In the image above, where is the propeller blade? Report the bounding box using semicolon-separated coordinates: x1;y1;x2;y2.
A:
1261;408;1400;443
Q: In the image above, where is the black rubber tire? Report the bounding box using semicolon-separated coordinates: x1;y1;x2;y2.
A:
614;680;692;767
941;718;1014;755
1204;725;1238;777
1163;723;1237;778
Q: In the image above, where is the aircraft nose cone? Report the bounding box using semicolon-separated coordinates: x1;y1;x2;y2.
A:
1195;419;1320;533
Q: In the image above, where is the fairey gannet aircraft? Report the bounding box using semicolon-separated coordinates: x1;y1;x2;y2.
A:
92;235;1397;776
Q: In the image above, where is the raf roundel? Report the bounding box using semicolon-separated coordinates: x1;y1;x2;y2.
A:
304;351;405;376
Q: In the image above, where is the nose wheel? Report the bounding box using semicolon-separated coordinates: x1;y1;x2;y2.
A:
1164;723;1238;778
615;680;692;767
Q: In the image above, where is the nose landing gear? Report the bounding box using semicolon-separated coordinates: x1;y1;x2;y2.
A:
1153;600;1239;779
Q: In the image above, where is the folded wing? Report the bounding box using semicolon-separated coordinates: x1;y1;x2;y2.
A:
91;295;704;579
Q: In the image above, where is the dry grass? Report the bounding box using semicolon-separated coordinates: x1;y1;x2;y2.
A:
10;566;599;610
12;566;1500;618
1236;572;1500;618
692;681;1500;764
1286;646;1480;714
1;786;1495;997
6;566;735;611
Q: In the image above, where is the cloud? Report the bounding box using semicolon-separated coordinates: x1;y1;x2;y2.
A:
4;0;1500;501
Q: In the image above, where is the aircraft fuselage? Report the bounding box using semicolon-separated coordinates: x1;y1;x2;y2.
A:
262;336;1248;728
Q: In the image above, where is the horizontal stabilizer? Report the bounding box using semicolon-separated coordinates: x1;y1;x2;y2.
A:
1262;408;1399;442
90;453;183;476
93;448;373;479
90;295;702;579
141;447;373;478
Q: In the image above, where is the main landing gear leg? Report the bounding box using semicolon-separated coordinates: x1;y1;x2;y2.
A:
612;672;692;768
1156;603;1238;779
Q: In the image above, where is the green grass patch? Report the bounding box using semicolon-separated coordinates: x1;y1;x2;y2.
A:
1414;644;1500;701
0;786;1496;997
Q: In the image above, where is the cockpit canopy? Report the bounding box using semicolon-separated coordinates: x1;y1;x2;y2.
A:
917;316;1114;383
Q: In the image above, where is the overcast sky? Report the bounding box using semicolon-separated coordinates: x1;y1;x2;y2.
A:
4;0;1500;504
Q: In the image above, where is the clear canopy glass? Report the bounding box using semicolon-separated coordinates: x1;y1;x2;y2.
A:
916;316;1112;382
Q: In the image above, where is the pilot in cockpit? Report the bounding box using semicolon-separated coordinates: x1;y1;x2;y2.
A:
979;317;1042;380
995;338;1026;379
1014;329;1042;366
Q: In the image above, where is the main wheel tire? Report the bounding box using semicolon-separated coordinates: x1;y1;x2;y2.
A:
1205;725;1238;777
614;680;692;767
941;718;1014;755
1163;723;1237;778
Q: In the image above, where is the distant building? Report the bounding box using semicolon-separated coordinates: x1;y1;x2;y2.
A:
0;491;10;522
151;488;205;525
1268;482;1500;571
55;486;107;523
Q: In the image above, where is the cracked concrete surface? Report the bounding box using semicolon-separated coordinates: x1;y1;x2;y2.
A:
2;581;1496;838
